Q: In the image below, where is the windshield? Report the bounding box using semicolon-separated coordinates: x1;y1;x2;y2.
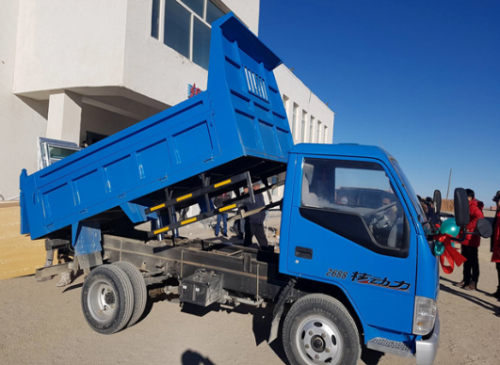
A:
389;158;427;224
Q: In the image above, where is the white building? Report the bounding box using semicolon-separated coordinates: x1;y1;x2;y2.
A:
276;65;333;145
0;0;333;200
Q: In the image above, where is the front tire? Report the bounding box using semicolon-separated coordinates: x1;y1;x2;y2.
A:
81;264;134;334
283;294;360;365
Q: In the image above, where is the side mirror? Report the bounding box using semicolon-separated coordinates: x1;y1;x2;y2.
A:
433;190;442;214
476;218;493;238
454;188;470;227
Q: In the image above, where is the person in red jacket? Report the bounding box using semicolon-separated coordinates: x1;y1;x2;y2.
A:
454;189;484;290
490;191;500;298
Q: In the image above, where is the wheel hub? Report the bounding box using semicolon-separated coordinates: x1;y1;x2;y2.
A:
311;335;325;352
88;280;117;323
295;316;342;364
104;290;115;306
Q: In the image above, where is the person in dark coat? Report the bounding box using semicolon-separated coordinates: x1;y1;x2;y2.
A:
425;197;439;226
454;189;484;291
213;193;230;237
489;191;500;298
243;183;269;249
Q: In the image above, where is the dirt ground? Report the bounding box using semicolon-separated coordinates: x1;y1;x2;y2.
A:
0;212;499;365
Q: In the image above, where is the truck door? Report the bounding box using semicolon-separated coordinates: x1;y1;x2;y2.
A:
285;156;417;334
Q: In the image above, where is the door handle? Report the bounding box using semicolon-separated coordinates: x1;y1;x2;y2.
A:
295;246;313;260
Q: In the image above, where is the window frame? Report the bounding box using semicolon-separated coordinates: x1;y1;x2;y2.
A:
38;137;81;170
301;110;307;143
292;103;299;142
154;0;226;70
309;116;314;143
298;156;411;258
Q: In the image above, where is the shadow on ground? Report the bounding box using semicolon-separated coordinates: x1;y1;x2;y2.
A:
439;276;499;315
181;350;216;365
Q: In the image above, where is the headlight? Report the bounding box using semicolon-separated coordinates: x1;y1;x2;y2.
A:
413;296;437;335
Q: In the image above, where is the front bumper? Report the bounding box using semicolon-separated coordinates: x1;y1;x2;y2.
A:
416;311;440;365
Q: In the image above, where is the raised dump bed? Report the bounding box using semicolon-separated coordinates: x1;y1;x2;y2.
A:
20;13;293;243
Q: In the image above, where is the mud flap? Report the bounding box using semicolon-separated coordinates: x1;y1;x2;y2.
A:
72;221;103;270
268;278;296;343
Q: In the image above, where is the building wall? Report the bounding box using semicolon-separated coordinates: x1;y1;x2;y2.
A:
123;0;260;108
80;105;138;143
13;0;260;105
13;0;127;98
1;0;333;204
0;0;49;200
275;64;334;144
223;0;260;35
123;0;210;109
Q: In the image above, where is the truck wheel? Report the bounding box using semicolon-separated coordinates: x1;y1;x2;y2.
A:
113;261;147;327
81;265;134;334
282;294;360;365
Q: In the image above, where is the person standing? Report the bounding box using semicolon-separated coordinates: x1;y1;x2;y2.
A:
213;193;229;237
243;183;269;249
490;191;500;298
425;197;439;226
455;189;484;291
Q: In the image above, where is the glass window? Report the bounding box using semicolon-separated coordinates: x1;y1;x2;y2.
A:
48;147;78;160
38;138;81;170
155;0;225;70
309;116;314;142
151;0;160;39
301;111;306;143
182;0;204;18
301;158;408;254
282;94;288;111
206;0;224;24
164;0;191;59
193;18;211;69
292;103;298;140
282;95;289;127
390;158;427;224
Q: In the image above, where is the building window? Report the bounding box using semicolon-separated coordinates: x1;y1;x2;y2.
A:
193;17;211;69
156;0;225;70
152;0;161;39
282;95;290;127
183;0;204;17
282;94;288;111
206;0;224;24
324;126;328;143
301;111;307;143
309;116;314;143
317;120;322;143
164;0;191;59
292;103;298;141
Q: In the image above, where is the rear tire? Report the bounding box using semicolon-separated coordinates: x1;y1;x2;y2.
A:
113;261;147;327
81;264;134;334
282;294;360;365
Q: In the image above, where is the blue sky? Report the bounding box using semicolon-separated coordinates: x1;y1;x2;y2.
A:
259;0;500;206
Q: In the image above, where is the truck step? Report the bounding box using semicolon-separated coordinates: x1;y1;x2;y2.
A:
366;338;414;358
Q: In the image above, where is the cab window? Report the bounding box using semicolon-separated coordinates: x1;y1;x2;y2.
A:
300;158;409;257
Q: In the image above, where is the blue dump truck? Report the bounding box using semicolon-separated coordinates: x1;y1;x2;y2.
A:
20;13;491;365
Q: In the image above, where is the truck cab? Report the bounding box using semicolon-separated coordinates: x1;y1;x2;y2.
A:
278;143;439;364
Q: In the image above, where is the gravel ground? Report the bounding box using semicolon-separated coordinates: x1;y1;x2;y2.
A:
0;211;498;365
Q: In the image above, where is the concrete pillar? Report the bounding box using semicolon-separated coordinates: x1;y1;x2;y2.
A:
46;91;82;143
